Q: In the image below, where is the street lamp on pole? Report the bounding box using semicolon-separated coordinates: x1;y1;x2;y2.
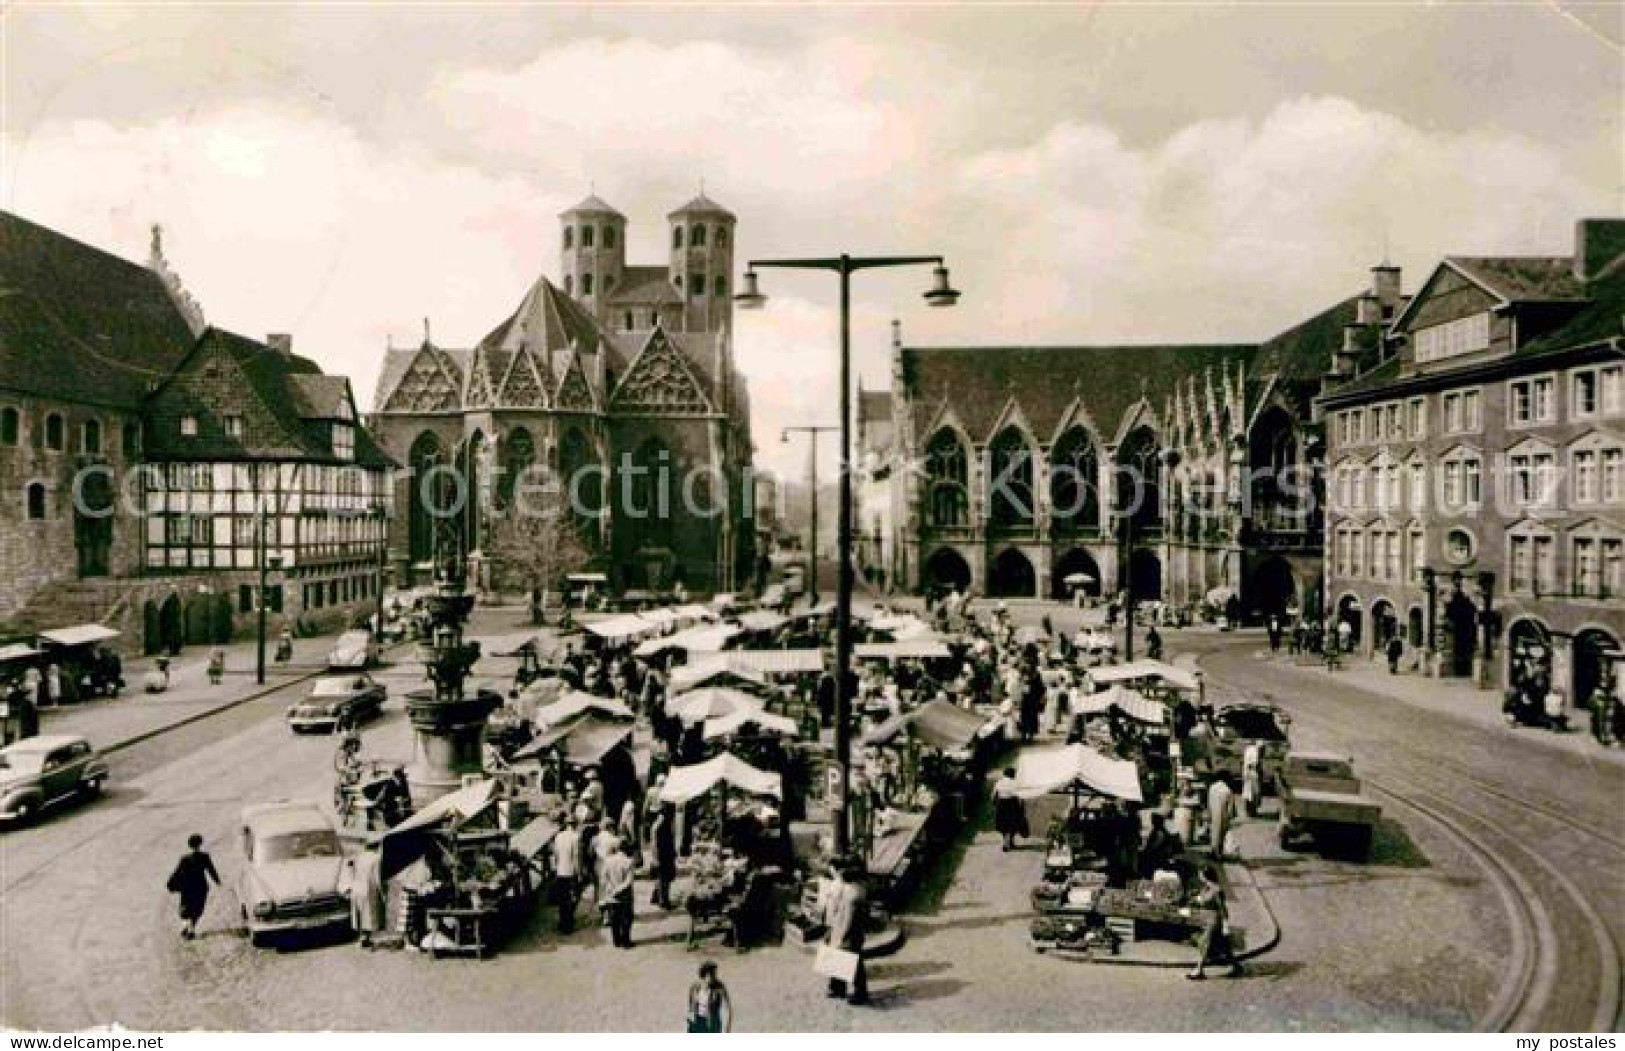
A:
737;253;959;857
782;425;837;607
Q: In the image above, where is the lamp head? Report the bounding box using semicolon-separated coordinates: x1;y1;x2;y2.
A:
734;269;766;310
923;264;960;308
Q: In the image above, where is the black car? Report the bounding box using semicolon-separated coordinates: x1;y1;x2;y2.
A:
287;674;386;733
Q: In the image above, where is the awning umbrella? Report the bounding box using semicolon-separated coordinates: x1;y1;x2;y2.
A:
1013;744;1143;803
738;610;788;633
1072;685;1167;725
512;714;633;766
37;624;120;647
0;643;40;663
379;779;501;880
1206;586;1236;606
863;699;991;751
1063;572;1095;585
674;604;716;624
509;815;560;860
659;752;782;804
669;666;773;698
669;687;765;724
854;639;952;661
702;707;800;741
636;624;741;658
584;614;654;641
1090;660;1200;692
534;690;633;728
475;632;540;657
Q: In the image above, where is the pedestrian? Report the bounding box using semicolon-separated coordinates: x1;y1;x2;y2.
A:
1206;775;1236;859
44;663;62;707
1267;616;1281;653
207;647;225;686
165;833;220;939
1147;626;1164;662
822;860;869;1005
551;816;584;933
1139;812;1182;878
686;961;734;1033
1336;618;1352;655
992;767;1028;851
344;847;386;948
1241;742;1263;817
1187;865;1243;980
275;628;294;664
597;838;637;949
650;804;677;909
1385;634;1404;675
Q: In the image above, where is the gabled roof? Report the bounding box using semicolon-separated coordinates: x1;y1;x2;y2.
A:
606;265;681;306
147;327;392;468
667;193;734;220
1513;267;1625;359
900;344;1254;446
0;210;196;408
858;390;892;425
1255;294;1361;381
1446;256;1586;303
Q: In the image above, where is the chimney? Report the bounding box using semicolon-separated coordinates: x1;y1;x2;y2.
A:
266;333;293;356
1355;294;1382;326
1574;218;1625;284
1371;264;1402;309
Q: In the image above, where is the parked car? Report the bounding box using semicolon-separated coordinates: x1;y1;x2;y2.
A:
1276;751;1382;859
1209;702;1292;801
287;674;386;733
326;630;378;670
0;734;109;825
237;801;350;945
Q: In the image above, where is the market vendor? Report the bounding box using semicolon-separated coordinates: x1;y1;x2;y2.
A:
1139;812;1183;878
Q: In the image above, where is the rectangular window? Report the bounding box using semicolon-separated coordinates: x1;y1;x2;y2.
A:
1444;393;1460;433
1410;528;1425;576
1510;536;1530;592
1575;450;1599;503
1534;535;1554;593
1465;459;1482;505
189;515;212;545
1574;371;1599;417
1464;390;1481;431
333;424;355;461
1415;312;1491;362
1603;449;1623;505
1444;462;1461;507
1604;540;1623;598
180;416;198;437
1350;409;1364;444
1407;398;1426;439
165;516;188;545
1601;366;1623;415
1385;405;1402;440
1510;455;1532;504
1510;377;1555;425
1352;468;1366;510
1575;538;1599;596
224;415;243;439
1408;462;1427;510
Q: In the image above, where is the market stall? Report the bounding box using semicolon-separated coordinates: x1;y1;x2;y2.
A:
37;625;123;701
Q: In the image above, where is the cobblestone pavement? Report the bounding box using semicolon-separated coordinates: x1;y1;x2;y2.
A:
0;603;1536;1031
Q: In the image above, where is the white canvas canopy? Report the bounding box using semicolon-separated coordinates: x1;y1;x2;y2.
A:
475;632;541;657
702;707;799;741
855;639;951;661
584;614;654;641
674;604;716;624
1072;685;1167;725
379;779;501;880
38;624;120;647
738;610;788;632
1090;660;1200;692
1014;744;1143;803
669;687;765;724
534;691;633;728
659;752;782;804
637;624;740;658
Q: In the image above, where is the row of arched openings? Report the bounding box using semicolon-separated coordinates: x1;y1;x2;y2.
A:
922;425;1122;531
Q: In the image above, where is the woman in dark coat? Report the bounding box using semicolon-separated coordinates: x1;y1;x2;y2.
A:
992;768;1029;850
167;833;220;939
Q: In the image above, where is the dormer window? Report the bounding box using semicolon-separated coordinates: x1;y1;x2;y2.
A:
333;423;354;461
1415;312;1490;363
180;415;198;437
224;415;244;439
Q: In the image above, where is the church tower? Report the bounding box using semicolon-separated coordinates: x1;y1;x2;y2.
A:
560;195;627;325
667;192;735;334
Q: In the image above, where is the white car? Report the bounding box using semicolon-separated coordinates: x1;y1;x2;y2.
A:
237;801;349;945
326;630;377;670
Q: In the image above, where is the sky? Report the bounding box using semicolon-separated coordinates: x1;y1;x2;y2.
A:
3;4;1620;478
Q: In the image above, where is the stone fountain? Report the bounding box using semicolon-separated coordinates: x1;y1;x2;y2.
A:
404;560;501;805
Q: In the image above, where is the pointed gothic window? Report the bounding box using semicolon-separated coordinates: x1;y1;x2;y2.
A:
673;227;684;250
582;226;595;248
564;226;573;250
989;428;1036;528
1050;428;1099;530
925;429;969;528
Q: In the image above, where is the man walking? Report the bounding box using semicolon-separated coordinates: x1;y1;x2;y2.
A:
1206;775;1237;859
650;804;677;909
1385;634;1404;675
1187;865;1243;980
598;838;637;949
551;816;584;934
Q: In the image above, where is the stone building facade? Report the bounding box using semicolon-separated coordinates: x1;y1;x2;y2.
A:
1318;218;1625;700
861;266;1411;619
369;193;756;596
0;211;393;651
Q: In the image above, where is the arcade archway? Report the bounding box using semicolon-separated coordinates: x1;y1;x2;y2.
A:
1250;557;1297;619
1128;549;1162;603
1052;547;1102;600
988;548;1037;598
923;548;972;594
1444;589;1478;678
1574;627;1622;708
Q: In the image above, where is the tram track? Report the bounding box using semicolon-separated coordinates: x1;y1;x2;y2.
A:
1202;645;1625;1032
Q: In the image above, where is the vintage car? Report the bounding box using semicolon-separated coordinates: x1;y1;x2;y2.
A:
1208;702;1292;804
1277;751;1382;859
326;629;377;670
0;734;109;825
237;801;350;945
287;674;386;733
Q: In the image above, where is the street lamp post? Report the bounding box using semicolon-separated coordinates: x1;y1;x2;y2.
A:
737;254;958;857
782;425;837;607
254;500;283;686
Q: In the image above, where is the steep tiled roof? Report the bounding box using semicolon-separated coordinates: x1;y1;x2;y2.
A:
1447;256;1586;303
0;210;196;408
148;327;392;468
901;344;1255;445
1254;294;1360;381
1515;268;1625;358
606;265;681;306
